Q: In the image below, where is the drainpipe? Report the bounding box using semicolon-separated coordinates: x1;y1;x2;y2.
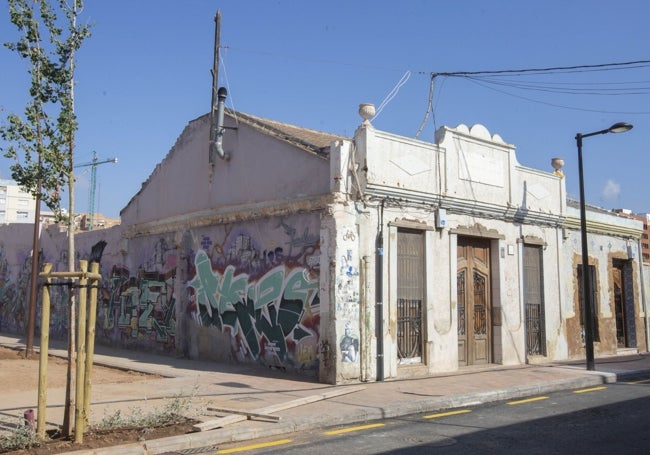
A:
638;238;649;352
375;200;385;381
210;87;230;161
361;255;370;382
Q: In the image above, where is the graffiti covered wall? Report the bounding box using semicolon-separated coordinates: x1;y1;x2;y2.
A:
186;213;321;374
0;224;34;334
97;236;178;352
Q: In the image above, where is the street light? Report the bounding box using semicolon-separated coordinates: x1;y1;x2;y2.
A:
576;122;633;371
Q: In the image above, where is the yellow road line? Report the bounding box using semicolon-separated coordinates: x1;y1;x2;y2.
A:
506;396;549;405
627;378;650;384
324;423;385;435
573;386;607;394
217;438;292;454
423;409;472;419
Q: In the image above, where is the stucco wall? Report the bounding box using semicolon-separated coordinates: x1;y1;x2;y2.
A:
121;114;330;226
561;206;646;357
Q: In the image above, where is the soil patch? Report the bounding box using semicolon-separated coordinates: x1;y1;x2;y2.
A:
0;346;196;454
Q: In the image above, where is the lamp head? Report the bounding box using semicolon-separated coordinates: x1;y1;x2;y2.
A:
608;122;633;134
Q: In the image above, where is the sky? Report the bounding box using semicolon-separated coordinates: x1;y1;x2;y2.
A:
1;0;649;219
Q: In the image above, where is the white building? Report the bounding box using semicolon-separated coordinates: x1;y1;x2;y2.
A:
0;179;36;224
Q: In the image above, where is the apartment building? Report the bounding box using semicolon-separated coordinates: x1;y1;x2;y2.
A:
0;179;36;224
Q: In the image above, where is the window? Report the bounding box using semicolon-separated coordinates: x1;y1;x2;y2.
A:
16;211;29;219
18;198;30;206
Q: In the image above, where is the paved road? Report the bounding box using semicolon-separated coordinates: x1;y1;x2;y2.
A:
214;375;650;454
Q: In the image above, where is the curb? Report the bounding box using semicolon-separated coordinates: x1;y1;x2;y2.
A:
61;373;611;455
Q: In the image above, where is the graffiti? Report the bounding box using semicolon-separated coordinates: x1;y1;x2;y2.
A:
342;229;356;241
98;237;178;349
336;227;360;363
101;265;176;346
340;322;359;363
188;243;320;370
0;244;37;335
279;219;320;257
336;248;360;321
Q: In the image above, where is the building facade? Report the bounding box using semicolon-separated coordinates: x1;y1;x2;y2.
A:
0;179;36;224
0;107;646;385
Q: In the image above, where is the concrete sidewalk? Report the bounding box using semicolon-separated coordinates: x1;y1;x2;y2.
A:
2;332;650;455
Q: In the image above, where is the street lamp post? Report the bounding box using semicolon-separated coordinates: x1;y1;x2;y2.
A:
575;122;633;371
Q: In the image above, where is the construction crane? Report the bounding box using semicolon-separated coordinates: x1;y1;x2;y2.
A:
74;151;118;230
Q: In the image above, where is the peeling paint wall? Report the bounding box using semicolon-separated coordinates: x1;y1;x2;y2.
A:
562;206;646;358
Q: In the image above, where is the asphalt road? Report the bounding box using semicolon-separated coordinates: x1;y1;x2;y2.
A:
213;375;650;454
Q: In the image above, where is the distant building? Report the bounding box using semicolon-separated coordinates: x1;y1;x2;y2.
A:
0;179;36;224
75;213;120;231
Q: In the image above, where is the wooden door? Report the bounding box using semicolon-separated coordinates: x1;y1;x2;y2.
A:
457;237;491;366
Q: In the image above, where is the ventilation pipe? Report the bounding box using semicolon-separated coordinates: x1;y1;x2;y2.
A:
210;87;230;161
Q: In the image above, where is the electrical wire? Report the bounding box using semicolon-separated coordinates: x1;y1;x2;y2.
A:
219;48;239;127
374;71;411;120
415;76;435;139
431;59;650;77
463;76;650;115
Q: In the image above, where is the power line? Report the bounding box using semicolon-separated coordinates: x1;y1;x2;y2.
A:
431;59;650;77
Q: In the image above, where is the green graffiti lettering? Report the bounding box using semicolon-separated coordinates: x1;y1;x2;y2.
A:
284;268;318;305
217;265;247;313
254;266;284;310
188;251;220;314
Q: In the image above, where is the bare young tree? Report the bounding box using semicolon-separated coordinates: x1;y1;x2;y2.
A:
1;0;90;437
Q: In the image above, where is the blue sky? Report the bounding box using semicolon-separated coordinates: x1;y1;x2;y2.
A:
1;1;649;219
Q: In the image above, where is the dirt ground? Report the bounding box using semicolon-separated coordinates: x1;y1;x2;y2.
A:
0;346;195;454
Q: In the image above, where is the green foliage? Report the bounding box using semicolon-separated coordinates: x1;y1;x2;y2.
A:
0;419;42;452
92;394;198;431
0;0;90;218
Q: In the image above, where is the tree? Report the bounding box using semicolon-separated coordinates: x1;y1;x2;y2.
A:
1;0;90;437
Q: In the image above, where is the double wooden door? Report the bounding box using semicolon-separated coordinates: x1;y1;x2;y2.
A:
457;237;491;366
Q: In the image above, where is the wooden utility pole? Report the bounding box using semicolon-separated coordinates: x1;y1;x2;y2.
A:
209;9;221;165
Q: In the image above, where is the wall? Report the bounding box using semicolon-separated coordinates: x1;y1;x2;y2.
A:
182;213;322;374
353;121;567;378
0;223;36;332
561;205;646;357
121;114;331;227
0;210;323;376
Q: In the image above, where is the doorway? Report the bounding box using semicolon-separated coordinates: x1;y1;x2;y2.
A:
396;228;425;364
524;245;546;356
457;237;491;366
612;259;636;348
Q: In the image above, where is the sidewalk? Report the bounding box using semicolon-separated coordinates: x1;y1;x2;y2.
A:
2;332;650;455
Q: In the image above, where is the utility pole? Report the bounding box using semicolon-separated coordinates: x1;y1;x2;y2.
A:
74;151;117;230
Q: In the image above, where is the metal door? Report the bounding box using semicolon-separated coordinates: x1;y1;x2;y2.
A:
524;245;546;356
457;237;491;366
612;259;636;348
613;266;627;347
396;229;424;364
